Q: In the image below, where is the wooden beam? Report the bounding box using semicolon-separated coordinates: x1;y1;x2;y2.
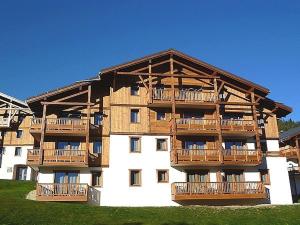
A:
117;71;219;79
54;89;88;103
131;59;170;73
173;59;215;78
138;75;149;92
39;104;47;165
251;92;261;153
219;102;258;106
41;102;93;106
85;85;91;165
218;81;225;94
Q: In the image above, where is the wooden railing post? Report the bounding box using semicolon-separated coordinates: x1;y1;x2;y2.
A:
39;104;47;165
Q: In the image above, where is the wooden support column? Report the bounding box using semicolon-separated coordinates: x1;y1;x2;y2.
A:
148;60;152;103
214;78;223;163
85;84;91;165
39;104;47;165
170;54;177;163
296;136;300;164
251;92;261;156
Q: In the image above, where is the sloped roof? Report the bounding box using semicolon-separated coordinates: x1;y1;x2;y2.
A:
26;76;99;103
0;92;28;108
101;48;270;94
280;126;300;142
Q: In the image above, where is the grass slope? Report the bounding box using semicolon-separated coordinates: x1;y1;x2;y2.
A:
0;180;300;225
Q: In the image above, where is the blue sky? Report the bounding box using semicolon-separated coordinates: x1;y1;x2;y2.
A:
0;1;299;119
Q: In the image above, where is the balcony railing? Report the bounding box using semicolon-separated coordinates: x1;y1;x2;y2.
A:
36;183;88;201
172;149;220;163
30;118;88;135
172;148;261;165
0;118;10;127
221;119;255;132
27;149;88;166
280;147;299;159
171;182;266;200
175;118;217;132
152;88;217;103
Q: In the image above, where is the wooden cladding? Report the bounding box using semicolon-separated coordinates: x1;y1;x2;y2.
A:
171;182;266;200
36;183;88;201
171;148;262;166
27;149;101;167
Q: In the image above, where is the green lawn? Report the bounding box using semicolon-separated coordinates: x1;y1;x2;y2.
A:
0;180;300;225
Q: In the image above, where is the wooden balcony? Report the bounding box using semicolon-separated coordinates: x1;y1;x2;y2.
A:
175;118;218;136
149;88;217;108
171;182;266;201
30;118;88;136
27;149;90;167
221;119;256;137
36;183;88;201
171;148;261;166
280;147;299;159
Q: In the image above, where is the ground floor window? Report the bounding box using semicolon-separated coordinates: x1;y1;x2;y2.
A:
91;171;103;187
15;166;27;181
54;171;79;183
129;170;141;186
157;170;169;183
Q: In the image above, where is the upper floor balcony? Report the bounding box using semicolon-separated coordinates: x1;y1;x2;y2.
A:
171;182;267;201
27;149;101;167
175;118;218;136
221;119;256;137
30;118;89;136
280;146;299;159
171;148;261;166
149;88;217;108
36;183;88;201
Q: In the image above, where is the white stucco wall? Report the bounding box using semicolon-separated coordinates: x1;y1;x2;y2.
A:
266;156;293;204
266;140;280;151
0;145;33;180
100;135;185;206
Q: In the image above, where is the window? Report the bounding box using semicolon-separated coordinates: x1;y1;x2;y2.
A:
223;170;244;182
130;137;141;153
15;147;22;156
183;112;204;119
157;170;169;183
156;111;166;121
94;112;103;125
0;147;5;155
15;166;27;181
184;141;205;150
130;109;140;123
57;141;80;150
54;171;79;184
129;170;141;186
16;130;23;138
260;170;270;185
60;111;81;119
18;114;25;123
156;139;168;151
224;141;245;150
187;170;209;182
1;131;6;137
92;171;103;186
93;141;102;154
131;85;140;96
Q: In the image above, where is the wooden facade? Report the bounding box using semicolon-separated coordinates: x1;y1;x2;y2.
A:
23;49;291;202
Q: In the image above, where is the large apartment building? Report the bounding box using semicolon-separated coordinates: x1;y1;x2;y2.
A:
0;49;294;206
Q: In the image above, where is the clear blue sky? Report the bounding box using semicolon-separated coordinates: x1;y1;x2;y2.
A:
0;1;299;119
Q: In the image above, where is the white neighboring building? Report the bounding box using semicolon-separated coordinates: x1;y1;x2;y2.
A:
0;92;35;181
